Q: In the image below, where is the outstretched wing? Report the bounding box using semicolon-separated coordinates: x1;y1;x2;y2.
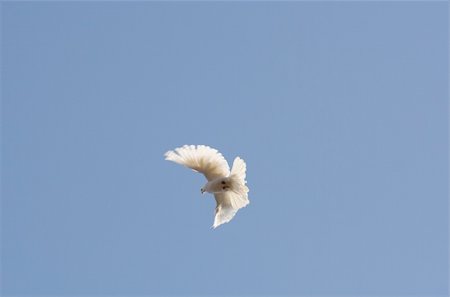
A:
164;145;230;181
230;156;247;183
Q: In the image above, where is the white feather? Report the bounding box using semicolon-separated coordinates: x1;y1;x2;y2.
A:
165;145;250;229
164;145;230;181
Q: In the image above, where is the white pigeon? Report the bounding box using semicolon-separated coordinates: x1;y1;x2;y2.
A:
164;145;250;229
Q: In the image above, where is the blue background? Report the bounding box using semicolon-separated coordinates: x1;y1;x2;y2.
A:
2;2;448;296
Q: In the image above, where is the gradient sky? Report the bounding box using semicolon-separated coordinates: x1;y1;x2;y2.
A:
2;2;448;296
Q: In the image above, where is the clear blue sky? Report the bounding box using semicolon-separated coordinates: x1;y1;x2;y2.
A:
2;2;448;296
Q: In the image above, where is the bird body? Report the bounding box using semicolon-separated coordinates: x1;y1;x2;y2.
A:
202;177;231;194
164;145;250;228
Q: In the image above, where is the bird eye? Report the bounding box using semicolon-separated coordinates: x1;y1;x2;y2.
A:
221;181;226;185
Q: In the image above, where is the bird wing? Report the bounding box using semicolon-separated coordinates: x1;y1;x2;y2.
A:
230;156;247;182
164;145;230;181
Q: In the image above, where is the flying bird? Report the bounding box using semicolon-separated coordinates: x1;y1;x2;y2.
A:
164;145;250;229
